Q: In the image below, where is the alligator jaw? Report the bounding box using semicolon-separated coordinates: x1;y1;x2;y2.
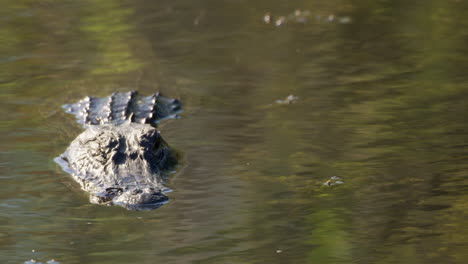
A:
111;188;169;210
88;187;169;211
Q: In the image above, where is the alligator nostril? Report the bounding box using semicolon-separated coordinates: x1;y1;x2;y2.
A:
106;188;123;196
152;138;161;151
129;152;138;160
149;192;168;203
132;189;143;195
112;152;127;165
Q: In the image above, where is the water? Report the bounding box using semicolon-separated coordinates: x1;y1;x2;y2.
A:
1;0;468;263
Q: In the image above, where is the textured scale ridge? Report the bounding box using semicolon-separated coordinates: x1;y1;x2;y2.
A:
63;91;181;126
110;91;134;122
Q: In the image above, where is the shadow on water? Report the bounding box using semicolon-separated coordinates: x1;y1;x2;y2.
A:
1;0;468;263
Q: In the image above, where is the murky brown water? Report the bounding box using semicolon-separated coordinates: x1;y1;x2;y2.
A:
2;0;468;263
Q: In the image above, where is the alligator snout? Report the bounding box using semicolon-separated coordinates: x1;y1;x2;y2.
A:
112;188;168;210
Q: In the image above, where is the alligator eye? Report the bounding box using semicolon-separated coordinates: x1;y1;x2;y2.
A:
106;188;123;196
132;189;143;195
152;138;161;151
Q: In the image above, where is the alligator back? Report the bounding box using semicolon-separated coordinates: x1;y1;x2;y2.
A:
63;91;181;126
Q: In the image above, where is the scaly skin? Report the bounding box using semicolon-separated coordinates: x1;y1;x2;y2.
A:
55;122;177;210
55;91;181;210
63;91;181;126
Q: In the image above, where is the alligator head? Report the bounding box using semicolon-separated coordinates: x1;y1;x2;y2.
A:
55;122;177;210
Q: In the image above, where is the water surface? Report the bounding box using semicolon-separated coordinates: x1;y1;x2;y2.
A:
1;0;468;263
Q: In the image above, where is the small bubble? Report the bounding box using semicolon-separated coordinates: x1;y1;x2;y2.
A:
294;9;310;23
24;260;42;264
263;13;271;24
275;16;286;26
324;176;344;186
276;95;298;104
338;16;352;24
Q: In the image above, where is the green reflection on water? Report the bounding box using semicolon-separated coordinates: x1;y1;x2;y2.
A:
1;0;468;264
79;0;143;75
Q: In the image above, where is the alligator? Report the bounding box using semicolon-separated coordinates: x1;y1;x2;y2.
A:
54;91;181;210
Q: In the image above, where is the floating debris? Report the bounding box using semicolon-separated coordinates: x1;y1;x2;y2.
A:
263;12;271;24
276;249;283;253
24;258;60;264
24;260;42;264
338;16;352;24
193;11;206;26
276;94;299;104
292;9;311;23
263;10;351;26
323;176;344;186
275;16;287;26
